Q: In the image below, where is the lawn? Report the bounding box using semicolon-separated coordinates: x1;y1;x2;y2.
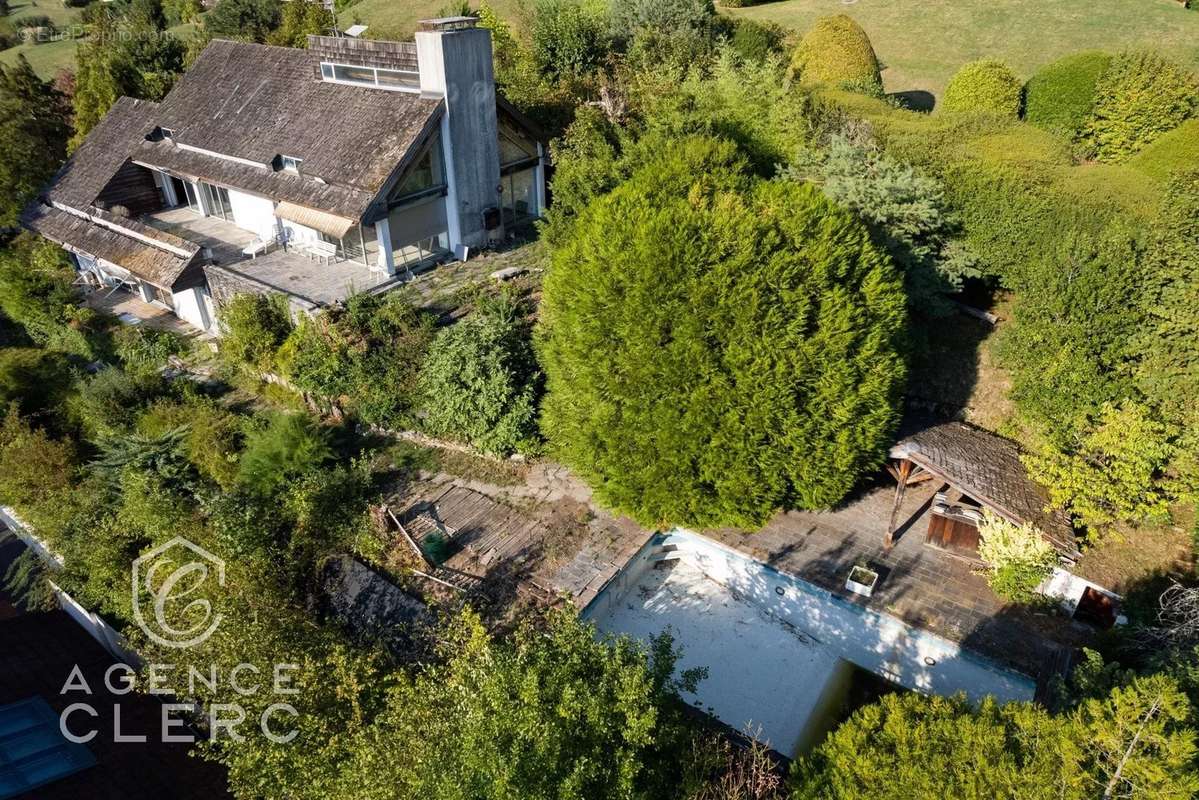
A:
726;0;1199;97
339;0;531;40
0;19;198;79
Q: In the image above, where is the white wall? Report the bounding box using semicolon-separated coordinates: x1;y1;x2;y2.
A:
280;219;323;246
172;286;210;331
228;189;277;241
586;529;1037;707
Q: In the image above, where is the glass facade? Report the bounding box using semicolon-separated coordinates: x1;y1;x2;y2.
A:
500;167;538;224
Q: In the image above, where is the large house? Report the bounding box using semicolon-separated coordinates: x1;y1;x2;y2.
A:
23;17;547;331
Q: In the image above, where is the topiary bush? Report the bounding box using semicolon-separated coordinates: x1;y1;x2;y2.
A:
538;136;907;529
790;14;881;94
1128;119;1199;181
1084;50;1198;163
941;59;1022;116
1023;51;1113;142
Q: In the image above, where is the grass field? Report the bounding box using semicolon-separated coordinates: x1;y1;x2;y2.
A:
338;0;531;40
727;0;1199;97
0;19;198;78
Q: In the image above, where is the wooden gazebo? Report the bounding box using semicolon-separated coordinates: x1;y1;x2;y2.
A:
884;422;1079;563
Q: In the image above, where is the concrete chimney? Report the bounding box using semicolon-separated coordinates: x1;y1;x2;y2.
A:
416;18;501;258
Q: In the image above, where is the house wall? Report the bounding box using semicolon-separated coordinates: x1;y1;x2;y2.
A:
280;219;324;246
172;286;211;330
228;189;277;241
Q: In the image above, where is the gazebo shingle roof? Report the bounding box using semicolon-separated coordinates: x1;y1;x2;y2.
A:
890;422;1078;557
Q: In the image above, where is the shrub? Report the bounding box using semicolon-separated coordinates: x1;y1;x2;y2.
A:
976;510;1057;603
418;301;541;456
538;137;907;528
69;367;161;438
0;406;77;519
203;0;281;42
137;396;243;490
727;17;786;65
790;14;881;94
0;236;106;358
281;292;434;428
785;134;978;315
531;0;611;78
609;0;715;40
941;59;1022;116
113;325;185;377
218;293;293;373
1128;118;1199;182
0;347;74;423
237;412;332;495
1023;51;1112;142
1085;50;1198;163
13;14;53;31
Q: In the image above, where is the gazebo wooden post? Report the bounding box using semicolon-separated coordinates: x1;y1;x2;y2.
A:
885;459;913;551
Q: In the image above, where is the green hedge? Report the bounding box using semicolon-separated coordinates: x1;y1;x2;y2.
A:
1085;50;1198;163
1023;51;1112;140
1128;118;1199;181
791;14;881;94
941;59;1022;117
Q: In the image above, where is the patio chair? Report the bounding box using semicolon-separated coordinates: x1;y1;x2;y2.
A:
241;236;276;259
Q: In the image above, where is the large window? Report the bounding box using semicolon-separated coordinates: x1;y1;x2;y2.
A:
395;233;447;269
390;136;446;206
321;62;420;91
200;182;232;221
499;167;538;224
499;126;538;167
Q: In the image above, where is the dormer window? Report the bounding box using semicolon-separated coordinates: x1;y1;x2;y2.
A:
281;156;303;174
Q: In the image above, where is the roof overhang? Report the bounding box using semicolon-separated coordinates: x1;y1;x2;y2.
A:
274;201;357;239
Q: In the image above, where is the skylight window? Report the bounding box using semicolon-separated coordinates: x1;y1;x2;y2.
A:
281;156;303;174
160;127;175;140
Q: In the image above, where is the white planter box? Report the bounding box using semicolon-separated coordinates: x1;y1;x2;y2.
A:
846;566;879;598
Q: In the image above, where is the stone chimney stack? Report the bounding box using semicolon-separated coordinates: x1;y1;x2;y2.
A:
415;17;501;257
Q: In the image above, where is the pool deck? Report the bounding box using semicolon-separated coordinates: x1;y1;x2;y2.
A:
383;462;1091;687
702;480;1091;683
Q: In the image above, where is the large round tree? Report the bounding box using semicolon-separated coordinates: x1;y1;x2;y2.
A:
537;137;908;529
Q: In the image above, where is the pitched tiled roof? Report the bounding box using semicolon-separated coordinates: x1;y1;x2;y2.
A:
138;39;443;219
44;97;160;209
22;204;200;289
891;422;1078;557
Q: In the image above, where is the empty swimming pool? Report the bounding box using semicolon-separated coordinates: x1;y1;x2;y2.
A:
583;529;1036;756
